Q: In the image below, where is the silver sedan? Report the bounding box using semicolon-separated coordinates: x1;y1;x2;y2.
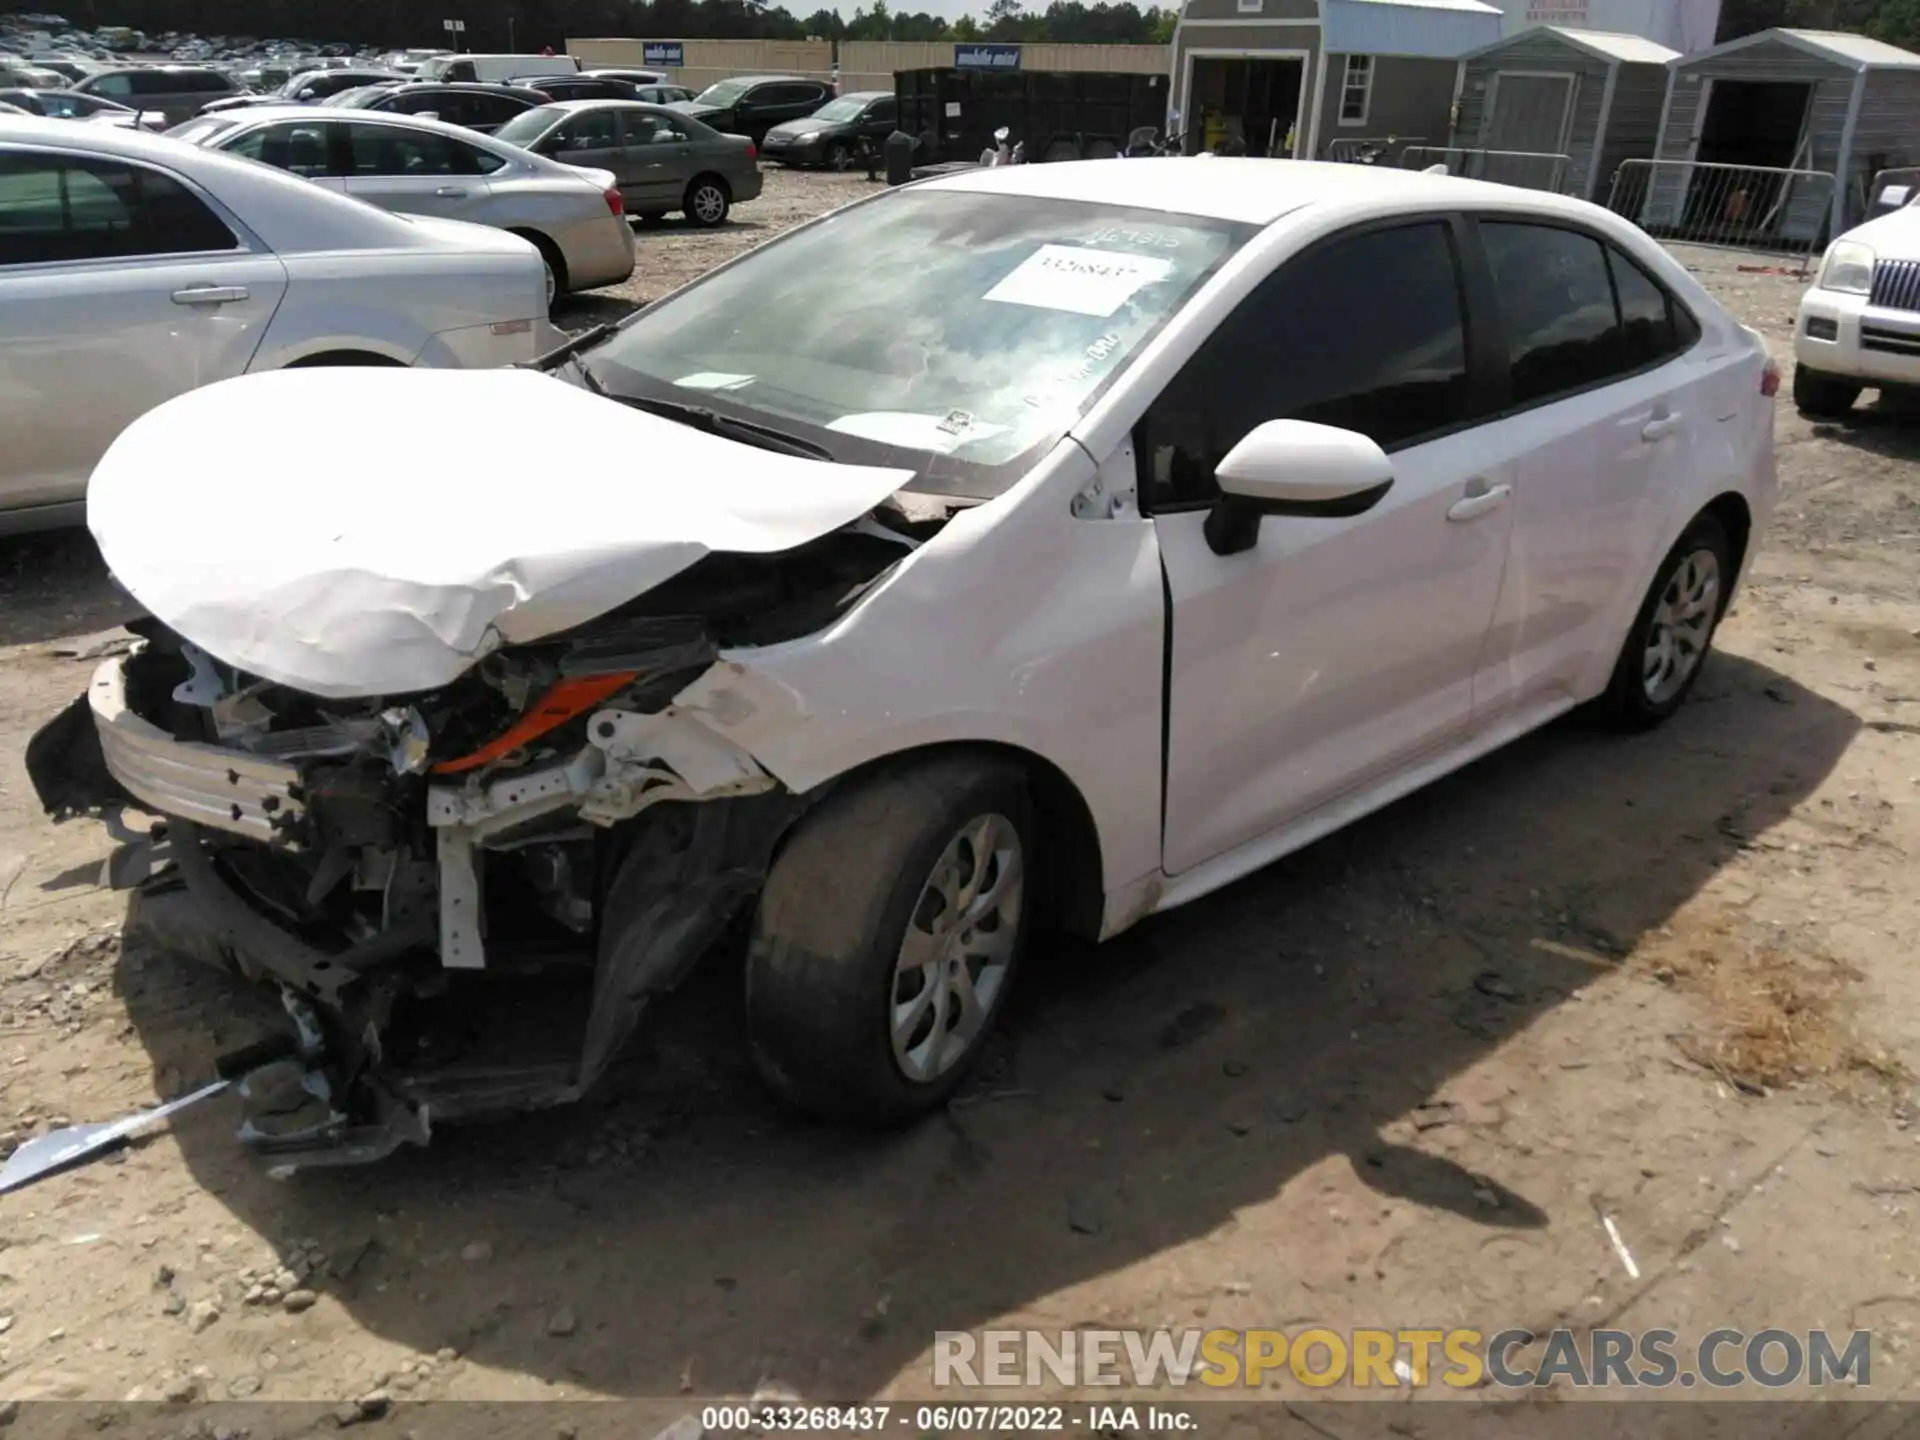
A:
490;100;762;227
170;106;636;305
0;115;548;535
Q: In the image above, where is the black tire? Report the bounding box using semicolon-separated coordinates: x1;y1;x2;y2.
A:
745;755;1035;1125
509;229;567;311
1792;365;1861;418
826;140;851;171
683;174;731;228
1597;514;1733;731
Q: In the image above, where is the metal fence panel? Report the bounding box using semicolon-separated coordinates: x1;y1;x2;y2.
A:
1400;146;1569;192
1605;159;1837;274
1326;135;1427;165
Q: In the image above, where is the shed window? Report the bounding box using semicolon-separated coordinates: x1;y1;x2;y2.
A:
1339;55;1372;125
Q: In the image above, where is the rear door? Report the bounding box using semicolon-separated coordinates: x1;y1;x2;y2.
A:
0;147;288;513
1466;217;1711;724
341;121;500;220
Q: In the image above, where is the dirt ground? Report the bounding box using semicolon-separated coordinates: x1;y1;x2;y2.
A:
1;169;1919;1433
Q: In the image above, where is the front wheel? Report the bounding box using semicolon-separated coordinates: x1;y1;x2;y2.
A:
745;757;1034;1125
1792;365;1861;418
683;175;731;228
1597;515;1733;731
826;140;851;171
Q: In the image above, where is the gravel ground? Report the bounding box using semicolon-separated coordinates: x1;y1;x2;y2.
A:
0;189;1917;1427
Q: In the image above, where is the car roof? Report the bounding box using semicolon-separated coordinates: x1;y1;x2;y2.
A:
715;74;817;86
214;103;520;144
920;156;1619;227
543;97;664;112
839;90;891;101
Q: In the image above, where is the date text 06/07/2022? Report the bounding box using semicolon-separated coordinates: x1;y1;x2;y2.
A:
698;1403;1200;1433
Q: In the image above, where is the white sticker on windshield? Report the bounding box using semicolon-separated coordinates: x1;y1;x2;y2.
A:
984;245;1176;317
675;372;757;391
1880;184;1911;205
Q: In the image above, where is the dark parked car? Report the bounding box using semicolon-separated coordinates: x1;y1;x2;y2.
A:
72;65;243;124
327;81;547;134
672;74;833;145
200;67;404;113
512;74;638;102
760;89;896;170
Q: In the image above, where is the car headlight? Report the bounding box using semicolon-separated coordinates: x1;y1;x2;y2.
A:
1817;240;1875;295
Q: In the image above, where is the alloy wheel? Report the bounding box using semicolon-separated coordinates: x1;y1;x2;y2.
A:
889;812;1024;1083
692;183;726;224
1643;547;1720;704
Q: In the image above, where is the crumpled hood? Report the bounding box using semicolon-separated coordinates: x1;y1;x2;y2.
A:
88;368;914;700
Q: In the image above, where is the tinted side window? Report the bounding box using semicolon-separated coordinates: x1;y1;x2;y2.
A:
1138;222;1471;510
1481;221;1622;406
868;97;896;123
557;111;619;149
345;123;466;176
190;71;233;93
227;121;336;178
128;71;176;96
0;153;237;264
1608;246;1693;371
87;73;133;96
454;141;507;176
442;61;476;82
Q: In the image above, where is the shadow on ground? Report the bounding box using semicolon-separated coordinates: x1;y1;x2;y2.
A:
109;650;1858;1399
0;529;127;650
1809;391;1920;462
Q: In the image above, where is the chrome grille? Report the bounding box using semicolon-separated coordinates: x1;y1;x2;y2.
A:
1861;324;1920;357
1868;258;1920;312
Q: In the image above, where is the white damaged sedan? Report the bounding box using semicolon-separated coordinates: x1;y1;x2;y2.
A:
31;159;1778;1162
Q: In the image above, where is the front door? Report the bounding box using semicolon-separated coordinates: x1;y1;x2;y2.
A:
618;109;691;206
1144;219;1513;874
0;149;288;512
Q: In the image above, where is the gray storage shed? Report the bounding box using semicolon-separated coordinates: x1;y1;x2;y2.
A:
1645;28;1920;244
1452;26;1679;199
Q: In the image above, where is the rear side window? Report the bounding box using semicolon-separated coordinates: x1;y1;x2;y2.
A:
1480;222;1620;406
0;152;238;265
555;110;620;150
344;122;479;176
441;60;477;82
1138;221;1470;509
87;72;133;96
1608;246;1700;370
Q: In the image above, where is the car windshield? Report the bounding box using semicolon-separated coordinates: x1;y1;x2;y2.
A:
584;189;1253;497
692;79;750;107
493;106;563;145
34;91;85;114
811;97;865;122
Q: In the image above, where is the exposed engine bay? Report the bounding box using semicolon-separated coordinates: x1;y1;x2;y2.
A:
28;501;955;1169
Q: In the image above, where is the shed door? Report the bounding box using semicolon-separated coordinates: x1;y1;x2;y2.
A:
1479;72;1575;189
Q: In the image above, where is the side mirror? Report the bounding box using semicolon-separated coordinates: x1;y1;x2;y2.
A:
1202;419;1395;557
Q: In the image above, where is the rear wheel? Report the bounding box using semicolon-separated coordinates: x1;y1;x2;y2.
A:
683;175;731;227
1597;514;1732;731
745;756;1033;1125
1792;364;1861;418
510;229;566;311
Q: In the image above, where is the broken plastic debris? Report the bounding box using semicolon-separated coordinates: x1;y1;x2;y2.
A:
0;1081;229;1195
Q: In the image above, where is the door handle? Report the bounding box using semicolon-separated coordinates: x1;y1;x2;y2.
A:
1447;481;1512;522
1641;413;1681;442
171;285;249;306
434;186;469;198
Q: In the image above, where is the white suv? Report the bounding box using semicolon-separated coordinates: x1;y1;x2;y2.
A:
1794;203;1920;416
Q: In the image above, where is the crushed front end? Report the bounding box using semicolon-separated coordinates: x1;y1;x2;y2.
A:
27;527;923;1168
